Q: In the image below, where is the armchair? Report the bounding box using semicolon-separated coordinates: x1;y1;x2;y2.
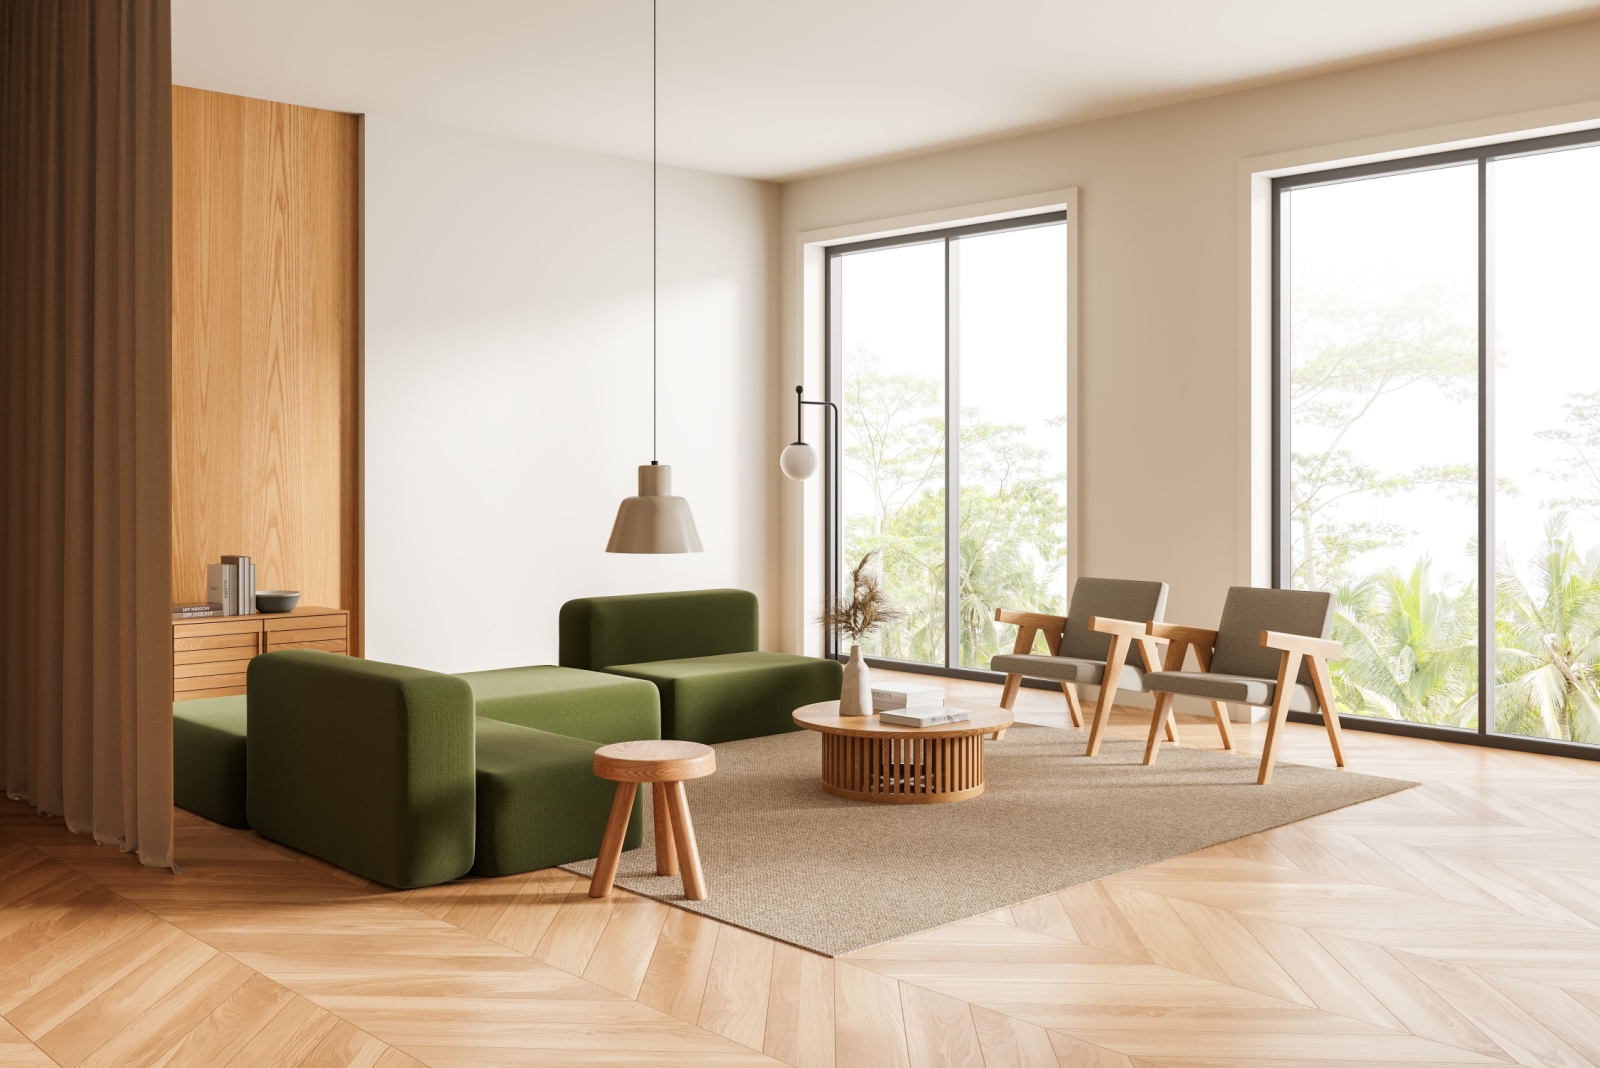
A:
1140;587;1346;785
990;577;1173;756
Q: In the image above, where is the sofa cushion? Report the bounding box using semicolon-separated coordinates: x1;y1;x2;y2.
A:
559;589;758;671
173;696;249;829
456;665;660;745
473;717;643;878
605;651;843;744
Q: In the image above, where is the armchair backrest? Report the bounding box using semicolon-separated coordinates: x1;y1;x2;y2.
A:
1059;577;1168;662
246;650;477;889
1211;587;1334;684
559;588;759;670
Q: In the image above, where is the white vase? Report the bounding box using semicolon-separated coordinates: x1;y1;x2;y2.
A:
839;645;873;717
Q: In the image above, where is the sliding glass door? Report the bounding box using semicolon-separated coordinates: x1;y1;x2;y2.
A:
1275;130;1600;755
828;213;1068;672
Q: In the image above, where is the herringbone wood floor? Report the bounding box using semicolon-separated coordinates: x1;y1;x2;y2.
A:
4;672;1600;1066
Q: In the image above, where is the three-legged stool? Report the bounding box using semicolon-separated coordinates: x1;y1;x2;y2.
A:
589;739;716;900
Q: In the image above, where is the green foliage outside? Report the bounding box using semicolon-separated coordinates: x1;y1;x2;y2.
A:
840;356;1068;669
1291;275;1600;744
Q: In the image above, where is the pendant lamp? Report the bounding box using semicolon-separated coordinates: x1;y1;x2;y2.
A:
607;0;702;554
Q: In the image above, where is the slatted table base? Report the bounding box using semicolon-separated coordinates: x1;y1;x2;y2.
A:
820;731;988;804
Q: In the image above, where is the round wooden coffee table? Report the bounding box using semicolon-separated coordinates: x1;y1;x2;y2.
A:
792;701;1014;804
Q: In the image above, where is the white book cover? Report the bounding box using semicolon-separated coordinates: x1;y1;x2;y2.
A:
871;681;945;710
879;707;972;728
207;563;236;616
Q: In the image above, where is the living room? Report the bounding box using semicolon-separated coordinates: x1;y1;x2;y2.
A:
6;1;1600;1065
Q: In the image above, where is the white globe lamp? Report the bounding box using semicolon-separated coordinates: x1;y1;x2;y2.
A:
779;441;818;481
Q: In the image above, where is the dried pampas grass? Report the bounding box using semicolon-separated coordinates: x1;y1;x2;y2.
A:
818;551;903;644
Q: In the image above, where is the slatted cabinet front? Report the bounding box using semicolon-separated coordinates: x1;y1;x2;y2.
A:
172;607;349;700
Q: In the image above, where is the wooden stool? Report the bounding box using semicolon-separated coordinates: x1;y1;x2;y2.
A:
589;740;716;901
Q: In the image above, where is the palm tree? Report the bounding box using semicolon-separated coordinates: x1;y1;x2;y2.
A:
1494;515;1600;744
1331;559;1479;727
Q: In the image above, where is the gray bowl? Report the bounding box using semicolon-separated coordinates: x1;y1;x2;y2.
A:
256;590;301;613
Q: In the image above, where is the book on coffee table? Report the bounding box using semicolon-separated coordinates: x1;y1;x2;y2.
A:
871;680;945;710
878;707;973;728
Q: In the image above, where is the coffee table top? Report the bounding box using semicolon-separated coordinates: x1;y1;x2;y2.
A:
792;700;1013;739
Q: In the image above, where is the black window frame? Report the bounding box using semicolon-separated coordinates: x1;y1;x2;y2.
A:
823;210;1068;684
1271;126;1600;762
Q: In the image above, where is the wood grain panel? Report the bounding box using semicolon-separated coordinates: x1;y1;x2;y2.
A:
171;86;361;654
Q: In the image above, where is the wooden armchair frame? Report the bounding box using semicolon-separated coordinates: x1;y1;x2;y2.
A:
1143;624;1346;785
993;608;1171;751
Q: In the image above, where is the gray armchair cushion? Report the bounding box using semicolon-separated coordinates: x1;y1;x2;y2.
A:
1145;670;1318;712
1210;587;1333;687
989;654;1147;691
1058;577;1169;662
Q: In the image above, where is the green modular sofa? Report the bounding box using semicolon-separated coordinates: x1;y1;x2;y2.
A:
241;650;659;888
560;588;842;744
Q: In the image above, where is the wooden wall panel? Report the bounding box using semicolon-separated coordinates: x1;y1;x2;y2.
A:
170;86;361;652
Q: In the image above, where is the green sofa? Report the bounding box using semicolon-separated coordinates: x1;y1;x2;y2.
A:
244;650;657;888
560;588;842;744
173;696;250;829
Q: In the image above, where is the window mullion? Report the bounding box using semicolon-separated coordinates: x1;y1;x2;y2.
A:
944;238;961;670
1478;156;1495;737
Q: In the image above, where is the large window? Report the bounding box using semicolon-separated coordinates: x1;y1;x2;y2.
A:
1275;130;1600;756
828;214;1068;673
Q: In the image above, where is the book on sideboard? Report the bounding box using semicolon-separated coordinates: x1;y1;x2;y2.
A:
204;554;258;615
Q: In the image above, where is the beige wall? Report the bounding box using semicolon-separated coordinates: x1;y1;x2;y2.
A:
777;16;1600;644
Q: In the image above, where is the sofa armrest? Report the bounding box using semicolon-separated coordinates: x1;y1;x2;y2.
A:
246;650;476;889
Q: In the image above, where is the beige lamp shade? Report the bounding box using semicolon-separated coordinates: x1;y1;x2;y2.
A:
606;463;703;553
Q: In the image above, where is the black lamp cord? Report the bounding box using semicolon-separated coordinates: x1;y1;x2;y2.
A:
651;0;658;466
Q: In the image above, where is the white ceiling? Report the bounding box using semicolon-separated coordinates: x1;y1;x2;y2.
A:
172;0;1600;181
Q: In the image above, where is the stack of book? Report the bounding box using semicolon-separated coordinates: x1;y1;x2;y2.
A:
871;680;970;727
173;555;258;620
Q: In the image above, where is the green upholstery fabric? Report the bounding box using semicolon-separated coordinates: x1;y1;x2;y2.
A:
247;650;476;889
559;589;758;670
456;665;660;745
173;696;249;829
606;651;843;744
472;718;643;878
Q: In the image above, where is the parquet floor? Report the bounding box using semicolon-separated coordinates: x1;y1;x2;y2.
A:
4;672;1600;1066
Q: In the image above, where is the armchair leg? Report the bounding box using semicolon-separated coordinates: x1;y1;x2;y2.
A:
999;672;1022;710
1164;715;1180;743
1210;702;1234;750
1062;682;1085;729
1085;682;1118;756
1308;655;1347;768
1257;651;1303;785
1144;693;1176;765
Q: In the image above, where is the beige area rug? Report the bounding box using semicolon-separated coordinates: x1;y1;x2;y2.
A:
563;724;1414;957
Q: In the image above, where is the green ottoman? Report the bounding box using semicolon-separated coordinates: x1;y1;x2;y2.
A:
473;718;643;878
455;665;660;745
606;651;843;744
173;696;249;828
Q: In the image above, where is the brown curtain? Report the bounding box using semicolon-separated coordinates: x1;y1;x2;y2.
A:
0;0;174;869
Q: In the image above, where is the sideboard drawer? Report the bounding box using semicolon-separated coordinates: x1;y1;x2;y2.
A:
173;607;349;701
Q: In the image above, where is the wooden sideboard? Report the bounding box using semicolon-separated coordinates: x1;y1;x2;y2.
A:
173;607;350;701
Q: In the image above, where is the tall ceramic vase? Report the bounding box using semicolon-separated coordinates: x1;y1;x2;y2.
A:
839;644;873;717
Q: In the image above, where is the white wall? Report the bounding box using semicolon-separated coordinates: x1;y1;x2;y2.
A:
365;114;778;672
778;17;1600;641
